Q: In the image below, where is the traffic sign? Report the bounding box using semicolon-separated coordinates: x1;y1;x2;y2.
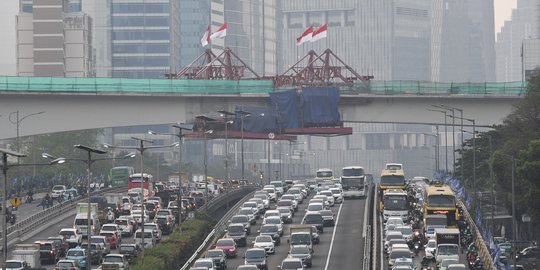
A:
10;197;21;207
268;133;275;140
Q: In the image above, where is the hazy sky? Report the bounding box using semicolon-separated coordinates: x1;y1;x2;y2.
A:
0;1;520;76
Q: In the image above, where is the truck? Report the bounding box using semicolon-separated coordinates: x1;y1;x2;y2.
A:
77;201;112;223
10;244;42;270
288;225;318;253
434;228;460;264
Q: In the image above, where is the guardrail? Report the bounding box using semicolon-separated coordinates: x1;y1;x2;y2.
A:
0;186;127;250
457;200;495;270
371;184;380;270
179;187;257;270
363;184;374;270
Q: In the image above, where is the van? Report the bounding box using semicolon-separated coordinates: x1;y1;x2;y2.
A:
134;229;156;248
74;213;100;237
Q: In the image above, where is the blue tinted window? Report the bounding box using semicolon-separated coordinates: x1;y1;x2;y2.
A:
69;3;81;12
112;30;170;40
112;3;169;13
112;56;170;67
113;44;170;54
112;16;169;27
112;70;169;79
22;4;33;13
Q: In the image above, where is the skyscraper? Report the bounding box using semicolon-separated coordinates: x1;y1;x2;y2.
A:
17;0;94;77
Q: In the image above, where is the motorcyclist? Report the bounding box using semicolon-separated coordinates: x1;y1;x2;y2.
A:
44;193;52;208
26;190;34;203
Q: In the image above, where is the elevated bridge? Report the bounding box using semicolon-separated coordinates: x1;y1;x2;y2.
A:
0;76;524;139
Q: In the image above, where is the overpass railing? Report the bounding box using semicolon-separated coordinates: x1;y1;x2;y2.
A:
0;186;127;251
0;76;525;96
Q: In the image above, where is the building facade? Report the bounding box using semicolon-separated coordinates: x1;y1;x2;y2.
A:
17;0;94;77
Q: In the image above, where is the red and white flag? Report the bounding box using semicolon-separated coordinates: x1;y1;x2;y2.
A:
310;24;327;42
210;22;228;40
296;26;313;46
201;25;211;47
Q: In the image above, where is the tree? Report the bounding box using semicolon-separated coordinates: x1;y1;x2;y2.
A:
516;139;540;222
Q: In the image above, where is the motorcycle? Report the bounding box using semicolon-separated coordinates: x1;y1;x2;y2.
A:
25;194;33;203
420;256;433;270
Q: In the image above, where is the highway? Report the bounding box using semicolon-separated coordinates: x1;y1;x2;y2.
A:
216;194;368;270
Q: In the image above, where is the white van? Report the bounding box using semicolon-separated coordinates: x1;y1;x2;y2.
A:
134;229;156;248
73;213;100;237
269;181;284;196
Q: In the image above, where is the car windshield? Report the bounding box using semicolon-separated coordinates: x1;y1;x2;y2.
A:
217;239;234;247
255;236;272;243
67;250;84;257
59;231;74;237
260;225;277;233
57;261;74;267
102;226;116;231
120;246;135;252
277;200;292;207
282;261;303;269
101;232;114;238
105;256;123;263
397;227;412;235
254;195;267;200
320;210;332;216
441;259;460;267
207;250;223;257
307;204;323;211
5;261;22;267
290;246;310;254
90;238;103;244
438;245;458;255
427;241;437;248
231;216;248;223
239;209;252;216
265;218;280;224
246;250;266;259
304;214;323;223
40;244;53;250
194;261;213;268
228;225;244;233
115;219;128;225
390;250;411;259
288;189;300;194
277;208;290;214
281;195;295;200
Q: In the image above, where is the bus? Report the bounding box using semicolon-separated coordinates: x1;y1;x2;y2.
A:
341;166;366;199
128;173;153;192
385;163;403;171
315;168;334;182
109;166;134;187
381;189;409;222
424;183;458;227
379;168;406;191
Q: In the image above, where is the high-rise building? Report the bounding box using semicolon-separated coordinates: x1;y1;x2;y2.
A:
279;0;431;81
17;0;94;77
178;0;210;69
522;39;540;81
496;0;540;82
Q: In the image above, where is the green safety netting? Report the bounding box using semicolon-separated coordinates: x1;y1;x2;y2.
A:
0;76;527;96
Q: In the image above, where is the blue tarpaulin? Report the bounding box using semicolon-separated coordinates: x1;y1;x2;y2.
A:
234;106;279;133
300;87;341;127
270;89;300;129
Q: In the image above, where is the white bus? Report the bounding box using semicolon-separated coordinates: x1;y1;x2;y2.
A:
340;166;366;199
315;168;334;182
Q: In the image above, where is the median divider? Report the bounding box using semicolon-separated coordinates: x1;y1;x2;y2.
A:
457;200;495;270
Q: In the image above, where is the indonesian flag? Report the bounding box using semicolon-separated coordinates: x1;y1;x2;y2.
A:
210;22;228;40
296;26;313;46
310;24;327;42
201;25;211;47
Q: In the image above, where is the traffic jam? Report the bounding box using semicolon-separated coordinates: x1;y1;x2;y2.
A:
190;179;343;270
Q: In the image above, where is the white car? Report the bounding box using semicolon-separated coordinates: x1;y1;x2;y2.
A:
59;228;82;247
101;254;129;270
425;239;437;259
306;203;324;213
317;190;335;206
329;188;343;203
101;223;122;238
193;258;217;270
253;194;270;209
131;210;149;224
252;235;275;254
313;195;332;208
51;185;67;198
262;216;283;236
114;217;134;236
143;223;162;243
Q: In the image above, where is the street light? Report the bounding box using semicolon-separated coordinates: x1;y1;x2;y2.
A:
497;152;516;269
218;110;235;210
437;104;464;181
236;110;251;184
427;108;448;172
422;131;440;171
103;138;178;264
148;122;193;231
433;105;456;174
449;115;476;202
8;111;45;189
195;115;216;206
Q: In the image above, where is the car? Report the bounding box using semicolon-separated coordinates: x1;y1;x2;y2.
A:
101;254;129;270
99;231;120;249
279;195;299;209
230;215;252;235
192;258;217;270
248;198;266;214
238;207;257;225
262;187;277;202
253;194;270;209
288;245;312;268
236;265;259;270
385;238;407;254
155;209;175;222
118;215;138;231
319;210;335;226
425;239;437;259
90;235;111;255
5;260;30;270
276;207;293;224
244;248;268;270
131;210;150;224
394;225;413;241
263;210;280;219
101;224;122;238
388;248;412;266
154;215;174;235
66;247;87;270
143;223;162;243
385;217;405;231
215;238;238;258
257;224;281;245
318;190;335;206
328;187;343;203
301;213;324;233
276;199;296;212
262;216;283;236
114;217;134;236
384;231;404;251
205;249;227;270
243;201;261;218
391;258;414;270
439;258;460;270
48;236;69;257
305;203;324;213
80;242;103;265
226;223;248;247
59;228;82;248
118;243;141;263
278;258;304;270
53;259;80;270
252;235;275;254
447;264;467;270
51;185;67;199
35;240;59;264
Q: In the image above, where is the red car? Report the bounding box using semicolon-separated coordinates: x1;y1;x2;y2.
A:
214;238;237;258
100;231;120;249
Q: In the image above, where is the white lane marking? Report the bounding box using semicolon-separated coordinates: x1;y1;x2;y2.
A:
363;198;369;238
324;202;343;270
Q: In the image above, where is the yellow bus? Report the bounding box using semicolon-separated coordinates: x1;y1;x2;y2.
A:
379;168;406;191
424;183;458;227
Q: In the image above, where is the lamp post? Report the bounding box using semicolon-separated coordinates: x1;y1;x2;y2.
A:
148;123;193;231
428;109;448;172
423;131;439;171
103;139;177;264
433;105;456;174
437;105;464;181
450;115;476;202
236;110;251;184
195;115;216;206
218;110;235;210
8;111;45;189
499;153;516;269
